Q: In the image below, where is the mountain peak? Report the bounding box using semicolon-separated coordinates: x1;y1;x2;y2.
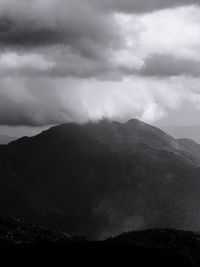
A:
1;118;200;238
127;118;146;126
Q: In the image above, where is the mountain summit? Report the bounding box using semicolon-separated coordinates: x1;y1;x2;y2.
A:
0;119;200;239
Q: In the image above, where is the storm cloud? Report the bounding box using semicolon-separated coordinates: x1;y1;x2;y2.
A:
0;0;200;128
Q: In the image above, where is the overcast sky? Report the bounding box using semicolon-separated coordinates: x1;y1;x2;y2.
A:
0;0;200;137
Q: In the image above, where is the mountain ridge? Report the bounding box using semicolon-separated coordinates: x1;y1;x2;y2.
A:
10;119;200;167
161;124;200;144
0;119;200;239
9;119;200;163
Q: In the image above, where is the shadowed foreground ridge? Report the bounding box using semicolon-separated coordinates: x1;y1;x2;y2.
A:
1;119;200;239
0;215;199;266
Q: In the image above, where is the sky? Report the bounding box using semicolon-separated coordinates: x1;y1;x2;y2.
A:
0;0;200;137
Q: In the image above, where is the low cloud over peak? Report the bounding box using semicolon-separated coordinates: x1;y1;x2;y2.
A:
0;0;200;127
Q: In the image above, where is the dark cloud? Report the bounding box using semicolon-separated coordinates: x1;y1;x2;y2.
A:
0;0;199;79
0;19;65;47
0;1;117;60
0;0;119;79
1;0;199;50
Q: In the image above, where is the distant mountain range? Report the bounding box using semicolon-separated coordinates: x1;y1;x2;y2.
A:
161;124;200;144
0;119;200;239
0;135;16;145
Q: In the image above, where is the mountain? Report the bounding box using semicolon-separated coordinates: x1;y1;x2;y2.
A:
161;124;200;144
0;119;200;239
0;135;16;145
106;228;200;266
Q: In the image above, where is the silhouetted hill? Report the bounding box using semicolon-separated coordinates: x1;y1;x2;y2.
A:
105;228;200;266
0;215;71;245
0;216;199;266
0;119;200;239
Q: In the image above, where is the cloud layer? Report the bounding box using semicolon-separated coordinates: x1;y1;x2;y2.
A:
0;0;200;126
1;76;200;127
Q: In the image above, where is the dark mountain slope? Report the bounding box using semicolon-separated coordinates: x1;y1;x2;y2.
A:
178;138;200;163
0;119;200;239
106;228;200;266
